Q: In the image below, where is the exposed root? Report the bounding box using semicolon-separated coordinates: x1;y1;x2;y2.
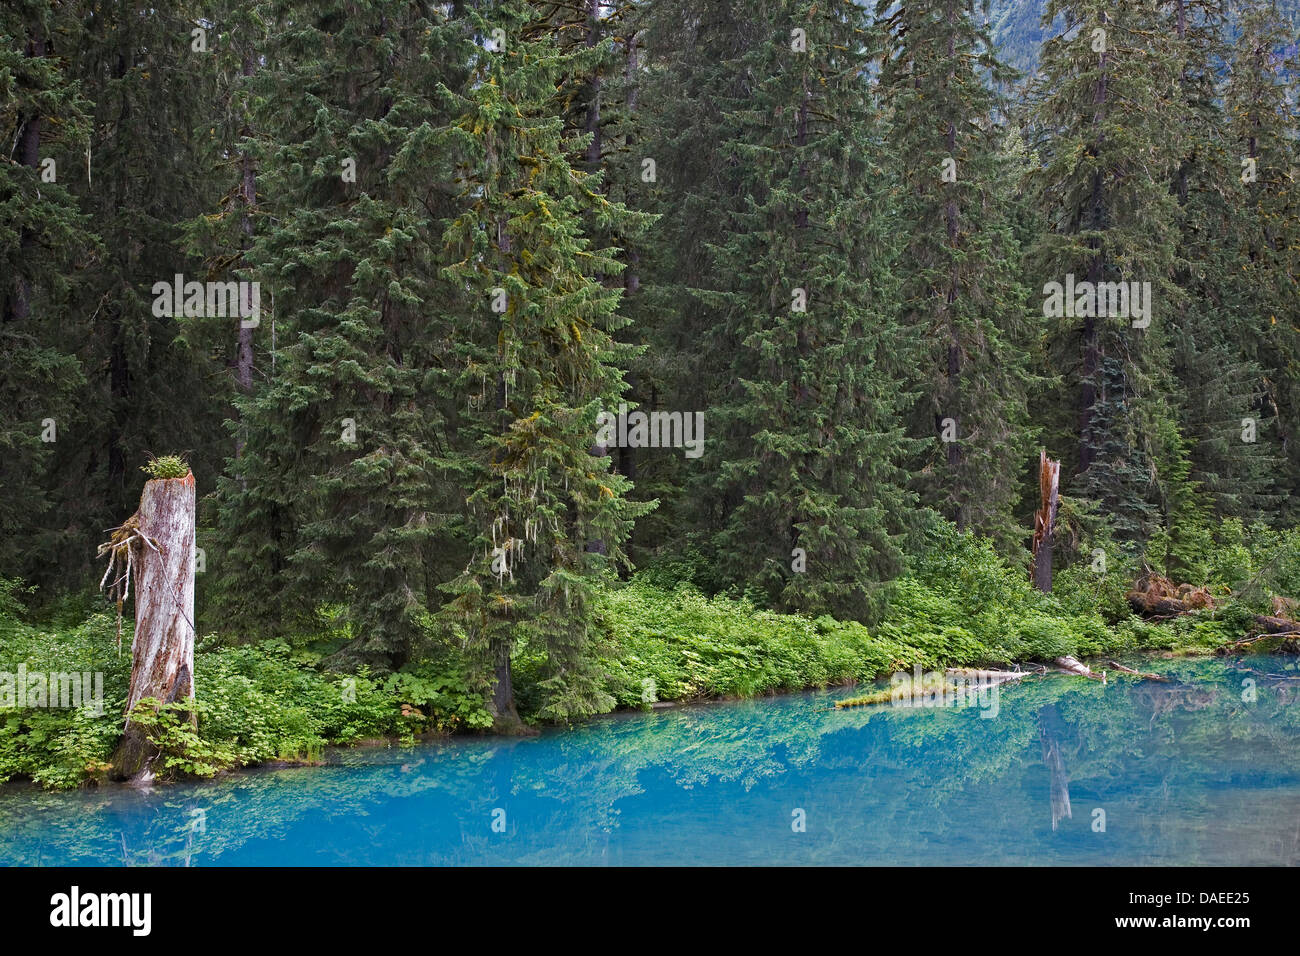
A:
96;513;155;654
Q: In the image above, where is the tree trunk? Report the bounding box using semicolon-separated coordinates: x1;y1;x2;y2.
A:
489;645;531;736
1032;450;1060;593
1079;14;1108;476
112;471;197;781
236;49;257;398
6;28;45;325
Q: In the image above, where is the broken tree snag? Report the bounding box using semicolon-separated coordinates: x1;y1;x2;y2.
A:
108;469;197;781
1031;450;1061;593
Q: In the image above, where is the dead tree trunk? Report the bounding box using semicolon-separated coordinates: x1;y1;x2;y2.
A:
1032;450;1060;593
111;471;197;781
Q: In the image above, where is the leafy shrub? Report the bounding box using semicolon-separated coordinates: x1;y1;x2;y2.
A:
0;608;128;788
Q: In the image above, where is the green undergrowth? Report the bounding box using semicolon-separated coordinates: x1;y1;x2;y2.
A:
4;518;1297;788
0;585;490;789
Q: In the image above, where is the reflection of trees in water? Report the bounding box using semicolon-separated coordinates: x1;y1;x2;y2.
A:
3;657;1300;865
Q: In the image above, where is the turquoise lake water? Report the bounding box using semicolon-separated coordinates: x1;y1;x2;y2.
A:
3;655;1299;866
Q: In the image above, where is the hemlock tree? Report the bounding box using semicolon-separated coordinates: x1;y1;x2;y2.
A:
1165;0;1283;526
178;0;270;449
530;0;657;557
877;0;1037;555
213;0;471;664
1027;0;1188;545
437;0;648;729
0;0;93;582
1221;0;1300;523
606;0;764;566
693;0;922;620
50;0;228;585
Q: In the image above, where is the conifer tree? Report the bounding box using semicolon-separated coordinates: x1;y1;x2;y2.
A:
212;0;470;662
0;0;94;582
178;1;269;447
877;0;1037;554
437;0;648;726
607;0;763;562
679;0;922;619
1221;0;1300;523
15;0;229;585
1027;0;1186;545
1165;0;1283;527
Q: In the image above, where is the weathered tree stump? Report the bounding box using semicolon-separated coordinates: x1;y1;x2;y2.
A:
110;470;197;782
1031;450;1060;593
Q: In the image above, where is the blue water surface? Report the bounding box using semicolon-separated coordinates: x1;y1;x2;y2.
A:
3;655;1299;865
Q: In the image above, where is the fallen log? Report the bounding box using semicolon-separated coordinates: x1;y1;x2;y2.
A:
1215;614;1300;654
1107;660;1169;682
1127;592;1195;617
1218;631;1300;655
1054;655;1106;683
1253;614;1300;635
1126;573;1215;618
944;668;1033;684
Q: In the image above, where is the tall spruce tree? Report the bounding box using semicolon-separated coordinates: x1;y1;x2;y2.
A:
1221;0;1300;523
0;0;94;583
212;0;471;662
1027;0;1188;546
1164;0;1283;532
877;0;1037;555
608;0;763;563
43;0;228;586
436;0;648;726
678;0;922;619
177;1;269;448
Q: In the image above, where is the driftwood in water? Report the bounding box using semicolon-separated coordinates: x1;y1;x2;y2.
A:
1031;450;1060;593
944;668;1033;685
1054;655;1106;682
101;471;197;782
1107;660;1169;682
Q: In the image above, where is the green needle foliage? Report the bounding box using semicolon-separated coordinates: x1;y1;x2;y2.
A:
4;0;1300;754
